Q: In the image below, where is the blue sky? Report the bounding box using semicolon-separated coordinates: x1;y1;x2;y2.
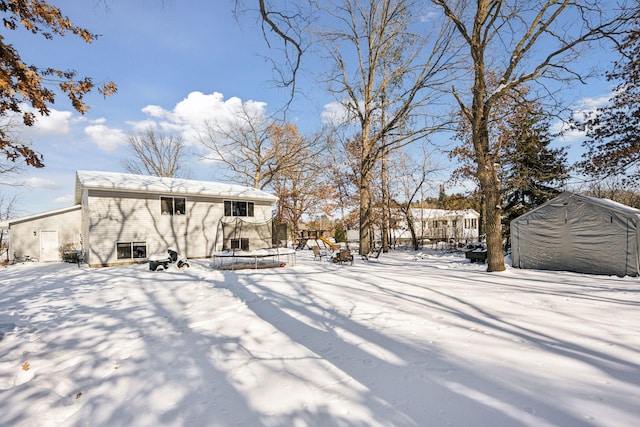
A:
3;0;333;215
2;1;619;216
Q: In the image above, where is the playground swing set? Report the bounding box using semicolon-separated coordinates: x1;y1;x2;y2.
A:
296;229;356;265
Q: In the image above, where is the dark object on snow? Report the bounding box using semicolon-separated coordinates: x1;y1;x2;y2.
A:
149;254;170;271
463;243;487;264
333;249;354;265
149;247;190;271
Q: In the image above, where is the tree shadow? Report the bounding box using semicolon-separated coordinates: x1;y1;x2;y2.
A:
1;257;639;426
218;263;603;426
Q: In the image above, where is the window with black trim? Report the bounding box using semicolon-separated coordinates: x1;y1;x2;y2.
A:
224;200;254;217
230;238;249;251
117;241;147;259
161;197;186;215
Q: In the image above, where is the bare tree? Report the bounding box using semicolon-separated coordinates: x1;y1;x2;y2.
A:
122;128;190;178
0;193;18;260
431;0;633;272
236;0;309;107
272;161;335;238
324;131;361;229
390;145;441;250
0;120;28;179
0;120;28;259
574;9;640;185
579;178;640;208
199;104;318;190
200;103;273;188
322;0;458;255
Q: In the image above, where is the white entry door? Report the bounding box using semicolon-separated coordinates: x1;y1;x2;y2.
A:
40;230;59;262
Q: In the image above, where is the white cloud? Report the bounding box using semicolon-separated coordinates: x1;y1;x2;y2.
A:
552;122;585;143
24;177;61;190
43;91;271;155
419;11;438;22
133;91;268;147
321;101;350;125
6;106;75;139
127;119;159;133
84;124;127;151
139;92;258;127
577;94;611;110
551;91;614;143
141;105;166;118
32;109;74;136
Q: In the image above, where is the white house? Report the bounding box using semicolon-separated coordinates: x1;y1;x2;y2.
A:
392;208;480;245
0;205;82;263
1;171;278;267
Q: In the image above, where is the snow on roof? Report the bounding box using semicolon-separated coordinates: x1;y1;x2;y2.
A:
75;171;278;203
578;192;640;216
409;208;479;218
528;191;640;217
513;191;640;222
1;205;81;229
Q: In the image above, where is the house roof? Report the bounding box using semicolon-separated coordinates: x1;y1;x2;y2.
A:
409;208;480;218
74;171;278;203
0;205;81;229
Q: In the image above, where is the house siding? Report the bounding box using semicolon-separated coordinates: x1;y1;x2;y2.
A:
85;190;275;267
184;195;223;258
6;172;277;268
8;207;81;262
395;209;480;244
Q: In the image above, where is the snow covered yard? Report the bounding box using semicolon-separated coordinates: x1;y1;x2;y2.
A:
1;250;639;427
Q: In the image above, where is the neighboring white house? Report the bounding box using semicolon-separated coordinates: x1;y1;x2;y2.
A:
1;171;278;267
392;208;480;245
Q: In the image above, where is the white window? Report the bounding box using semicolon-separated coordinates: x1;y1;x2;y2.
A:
117;241;147;259
464;218;478;229
224;200;254;217
230;238;249;251
161;197;186;215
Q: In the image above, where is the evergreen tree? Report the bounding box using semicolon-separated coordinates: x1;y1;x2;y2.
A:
452;81;569;239
574;12;640;183
501;103;569;241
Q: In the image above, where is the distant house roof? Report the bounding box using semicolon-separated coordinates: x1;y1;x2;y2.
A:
74;171;278;204
409;208;480;218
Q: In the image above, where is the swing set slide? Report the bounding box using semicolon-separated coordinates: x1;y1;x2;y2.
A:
319;235;340;251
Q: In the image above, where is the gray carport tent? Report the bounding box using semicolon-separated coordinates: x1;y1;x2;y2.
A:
511;192;640;277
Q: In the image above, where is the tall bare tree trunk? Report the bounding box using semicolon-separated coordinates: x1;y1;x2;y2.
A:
381;147;389;253
471;90;506;271
477;163;505;272
359;169;372;256
380;93;390;253
360;129;375;256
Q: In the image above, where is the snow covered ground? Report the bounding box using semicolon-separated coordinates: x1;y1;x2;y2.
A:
1;249;639;427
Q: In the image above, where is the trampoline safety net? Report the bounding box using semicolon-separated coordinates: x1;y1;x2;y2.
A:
220;217;278;251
